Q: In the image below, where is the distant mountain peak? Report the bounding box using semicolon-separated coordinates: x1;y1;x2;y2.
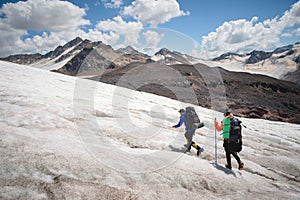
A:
124;46;135;51
273;44;293;54
245;50;273;64
69;37;83;45
155;48;172;56
117;46;137;54
213;43;300;64
43;37;84;59
212;52;243;61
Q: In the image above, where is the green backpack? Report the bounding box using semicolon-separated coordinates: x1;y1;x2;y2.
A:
222;117;231;139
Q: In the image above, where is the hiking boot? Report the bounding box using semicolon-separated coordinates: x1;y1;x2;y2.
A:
225;164;232;170
239;163;245;170
197;148;204;156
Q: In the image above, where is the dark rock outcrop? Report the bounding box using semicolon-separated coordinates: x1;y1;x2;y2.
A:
43;37;83;59
273;44;293;54
1;53;42;65
246;50;273;64
52;47;96;75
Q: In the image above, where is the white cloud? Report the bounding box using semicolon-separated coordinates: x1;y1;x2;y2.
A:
122;0;189;27
200;17;277;58
96;16;143;46
280;0;300;27
140;30;164;54
84;29;120;45
0;0;90;31
0;21;28;56
0;28;75;57
200;1;300;59
294;27;300;36
191;41;201;58
5;28;119;56
102;0;123;8
0;0;91;57
0;0;139;57
142;30;164;48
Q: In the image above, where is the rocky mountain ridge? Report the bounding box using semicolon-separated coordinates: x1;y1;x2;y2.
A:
0;37;202;75
2;37;299;82
210;42;300;83
0;37;151;75
1;37;84;65
212;43;300;65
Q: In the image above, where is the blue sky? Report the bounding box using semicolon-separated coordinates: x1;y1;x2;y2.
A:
0;0;299;59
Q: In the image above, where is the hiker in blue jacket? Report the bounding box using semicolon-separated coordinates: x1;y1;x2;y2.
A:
172;109;204;156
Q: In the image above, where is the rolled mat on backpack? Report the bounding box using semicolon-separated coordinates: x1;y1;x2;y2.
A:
222;118;230;139
193;122;204;129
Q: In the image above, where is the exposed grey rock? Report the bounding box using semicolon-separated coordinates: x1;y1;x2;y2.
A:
245;50;273;64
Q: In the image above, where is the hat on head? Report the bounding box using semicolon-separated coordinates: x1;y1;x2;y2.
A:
178;108;185;113
224;111;231;117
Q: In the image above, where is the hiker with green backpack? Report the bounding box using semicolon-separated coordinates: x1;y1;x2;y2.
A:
172;107;204;156
214;111;244;170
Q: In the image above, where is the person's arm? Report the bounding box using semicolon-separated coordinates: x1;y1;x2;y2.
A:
173;115;184;128
214;119;223;132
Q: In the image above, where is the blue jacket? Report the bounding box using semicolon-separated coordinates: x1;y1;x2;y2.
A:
174;112;195;133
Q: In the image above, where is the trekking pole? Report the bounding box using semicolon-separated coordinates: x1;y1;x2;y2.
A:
214;118;217;165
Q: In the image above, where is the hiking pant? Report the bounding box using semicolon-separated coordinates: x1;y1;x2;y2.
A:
185;130;201;152
223;139;241;168
225;150;241;168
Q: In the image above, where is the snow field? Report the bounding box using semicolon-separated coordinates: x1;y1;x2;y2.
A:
0;61;299;199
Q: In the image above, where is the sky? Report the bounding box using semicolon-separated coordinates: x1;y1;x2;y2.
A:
0;0;300;59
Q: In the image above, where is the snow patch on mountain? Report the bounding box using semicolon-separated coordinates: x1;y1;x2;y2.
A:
207;43;300;79
29;45;81;71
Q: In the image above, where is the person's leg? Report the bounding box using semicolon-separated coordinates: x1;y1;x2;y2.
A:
189;141;203;156
184;131;193;152
225;150;232;169
184;130;204;156
232;151;244;170
224;140;232;169
231;151;241;164
191;141;200;149
188;130;198;149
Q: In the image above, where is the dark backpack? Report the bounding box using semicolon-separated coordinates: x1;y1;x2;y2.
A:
229;117;243;152
185;107;203;129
